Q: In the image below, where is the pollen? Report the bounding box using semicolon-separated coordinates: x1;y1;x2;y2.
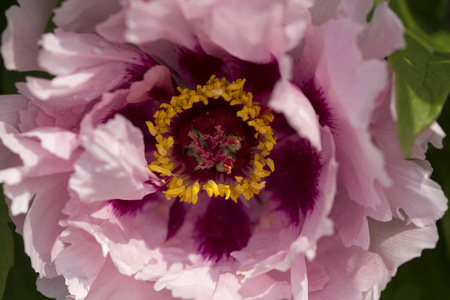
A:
147;76;276;204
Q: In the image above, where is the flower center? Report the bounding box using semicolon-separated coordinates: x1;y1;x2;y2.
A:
146;76;276;204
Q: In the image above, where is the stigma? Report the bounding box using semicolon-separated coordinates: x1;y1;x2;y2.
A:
146;76;276;204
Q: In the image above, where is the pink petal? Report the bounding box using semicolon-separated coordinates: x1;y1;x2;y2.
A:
1;0;57;71
0;95;29;128
359;2;405;59
310;236;379;300
85;256;174;300
367;218;439;297
23;174;70;277
55;229;105;299
38;30;146;75
127;65;176;104
126;0;196;50
63;197;170;277
36;276;69;300
53;0;121;33
270;80;322;150
330;187;370;249
69;114;154;202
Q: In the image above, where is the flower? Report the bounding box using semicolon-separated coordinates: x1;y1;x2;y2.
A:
0;0;447;299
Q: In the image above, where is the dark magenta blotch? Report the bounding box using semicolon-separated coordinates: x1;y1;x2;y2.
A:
166;200;188;240
265;135;323;225
109;192;159;216
300;79;333;128
195;197;253;261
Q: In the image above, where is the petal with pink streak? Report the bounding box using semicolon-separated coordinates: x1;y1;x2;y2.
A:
270;80;321;150
309;236;379;300
1;0;57;71
85;256;174;300
359;2;405;59
36;276;69;300
53;0;121;33
55;229;105;299
63;196;170;277
367;218;439;298
0;95;28;128
69;114;154;202
23;174;70;277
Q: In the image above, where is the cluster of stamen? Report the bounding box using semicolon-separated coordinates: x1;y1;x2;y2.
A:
146;76;276;204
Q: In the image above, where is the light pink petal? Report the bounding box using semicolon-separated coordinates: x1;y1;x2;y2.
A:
69;114;154;202
270;80;322;150
155;264;221;300
330;187;370;249
23;174;70;277
96;9;127;43
290;254;308;300
23;127;78;160
0;95;28;128
126;0;196;50
36;276;69;300
198;0;310;63
63;197;170;277
309;0;340;26
339;0;373;24
359;2;405;59
85;256;174;300
367;218;439;297
26;64;132;108
55;229;105;299
310;236;379;300
53;0;121;33
306;260;329;292
210;272;292;300
1;0;57;71
309;19;387;129
38;30;146;75
371;94;447;226
0;123;75;187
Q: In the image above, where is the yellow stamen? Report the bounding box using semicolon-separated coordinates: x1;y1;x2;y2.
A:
147;76;276;203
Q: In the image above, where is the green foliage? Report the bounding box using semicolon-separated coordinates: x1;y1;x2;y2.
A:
388;29;450;157
0;193;14;299
389;0;450;157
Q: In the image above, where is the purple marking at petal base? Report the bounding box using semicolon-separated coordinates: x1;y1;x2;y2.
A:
179;47;223;88
109;193;159;216
195;197;253;262
166;200;188;240
266;135;323;225
300;79;333;128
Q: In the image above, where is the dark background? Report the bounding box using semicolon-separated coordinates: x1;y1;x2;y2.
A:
0;0;449;299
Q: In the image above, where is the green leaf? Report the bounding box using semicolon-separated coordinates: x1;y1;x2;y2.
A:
0;192;14;299
388;28;450;157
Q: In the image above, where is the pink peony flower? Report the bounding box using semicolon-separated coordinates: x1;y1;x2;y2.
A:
0;0;447;299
